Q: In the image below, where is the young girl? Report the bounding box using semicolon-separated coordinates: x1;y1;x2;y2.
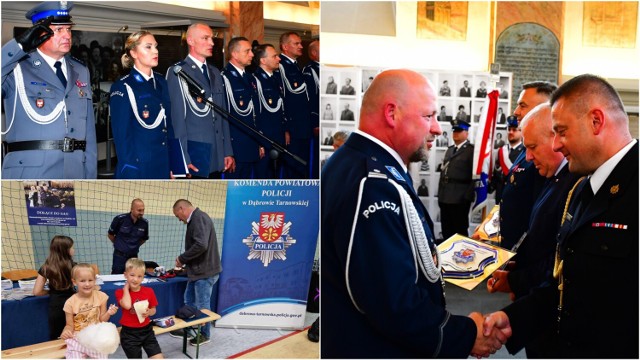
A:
32;235;76;340
61;264;119;359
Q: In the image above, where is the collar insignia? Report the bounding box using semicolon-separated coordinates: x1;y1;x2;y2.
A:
385;166;405;182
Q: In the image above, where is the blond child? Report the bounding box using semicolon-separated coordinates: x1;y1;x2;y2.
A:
116;258;163;358
61;263;118;358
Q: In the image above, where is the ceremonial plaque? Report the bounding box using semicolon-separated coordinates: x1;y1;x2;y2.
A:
437;234;515;290
476;205;501;242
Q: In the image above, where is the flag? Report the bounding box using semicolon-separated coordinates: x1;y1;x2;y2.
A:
471;90;499;212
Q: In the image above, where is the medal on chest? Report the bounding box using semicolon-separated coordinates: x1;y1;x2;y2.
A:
142;105;150;119
36;98;45;108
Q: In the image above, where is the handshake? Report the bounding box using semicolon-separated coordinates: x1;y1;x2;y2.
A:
469;311;512;358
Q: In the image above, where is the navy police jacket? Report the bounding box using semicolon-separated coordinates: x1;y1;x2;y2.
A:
504;142;638;358
109;68;174;179
321;131;476;358
108;213;149;255
221;63;260;162
277;55;311;139
166;58;233;175
302;60;319;129
252;67;285;149
499;152;545;249
1;39;97;179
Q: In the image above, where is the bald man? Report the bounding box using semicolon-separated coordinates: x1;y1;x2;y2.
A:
485;74;638;358
321;69;507;358
166;23;234;179
108;199;149;274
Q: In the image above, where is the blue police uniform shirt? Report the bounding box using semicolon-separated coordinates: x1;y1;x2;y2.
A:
278;54;311;139
322;131;476;358
253;67;285;148
108;213;149;255
221;63;261;163
302;60;319;129
1;39;97;179
166;57;233;175
109;67;174;179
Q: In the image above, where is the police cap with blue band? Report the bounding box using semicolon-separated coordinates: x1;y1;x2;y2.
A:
506;115;519;128
26;1;74;25
451;119;470;131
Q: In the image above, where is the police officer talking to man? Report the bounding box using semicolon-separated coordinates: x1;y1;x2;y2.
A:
166;23;234;179
321;69;508;358
108;199;149;274
437;118;474;241
1;1;97;179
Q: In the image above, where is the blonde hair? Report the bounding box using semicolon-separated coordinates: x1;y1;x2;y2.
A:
71;263;96;280
121;30;154;69
125;258;146;273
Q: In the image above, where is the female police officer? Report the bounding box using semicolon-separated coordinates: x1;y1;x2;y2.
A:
109;31;174;179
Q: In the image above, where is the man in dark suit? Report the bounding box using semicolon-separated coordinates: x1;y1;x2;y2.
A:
437;119;474;240
340;104;354;120
322;69;506;358
494;81;556;250
278;31;311;178
221;37;263;178
172;199;222;346
166;23;234;179
1;2;97;179
485;74;638;358
459;80;471;97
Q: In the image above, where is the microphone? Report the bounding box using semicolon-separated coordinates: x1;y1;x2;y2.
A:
173;65;205;96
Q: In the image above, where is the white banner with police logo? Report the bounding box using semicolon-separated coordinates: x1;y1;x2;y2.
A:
216;180;319;329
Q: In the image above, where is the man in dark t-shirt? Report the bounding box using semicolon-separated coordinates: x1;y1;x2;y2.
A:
108;199;149;274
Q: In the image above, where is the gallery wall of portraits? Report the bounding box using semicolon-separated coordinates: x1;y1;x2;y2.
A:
320;65;513;239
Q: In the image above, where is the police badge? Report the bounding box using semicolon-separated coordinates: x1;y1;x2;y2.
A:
242;212;296;267
36;98;45;108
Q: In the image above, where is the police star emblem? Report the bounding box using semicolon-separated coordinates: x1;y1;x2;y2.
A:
242;212;296;267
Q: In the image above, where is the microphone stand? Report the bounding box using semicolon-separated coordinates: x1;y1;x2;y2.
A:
181;78;307;168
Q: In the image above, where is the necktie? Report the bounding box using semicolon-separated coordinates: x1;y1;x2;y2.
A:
453;146;458;154
574;180;594;222
54;61;67;88
202;64;210;84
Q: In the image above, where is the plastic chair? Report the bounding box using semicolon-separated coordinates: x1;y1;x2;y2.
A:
1;269;38;281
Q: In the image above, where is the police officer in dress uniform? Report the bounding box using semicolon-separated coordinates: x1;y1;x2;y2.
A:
302;39;320;179
166;23;234;179
252;44;286;179
497;82;555;249
485;74;638;358
437;119;474;241
278;32;312;179
109;31;174;179
487;104;581;358
1;1;97;179
322;69;507;358
222;37;263;179
491;116;524;203
108;198;149;274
